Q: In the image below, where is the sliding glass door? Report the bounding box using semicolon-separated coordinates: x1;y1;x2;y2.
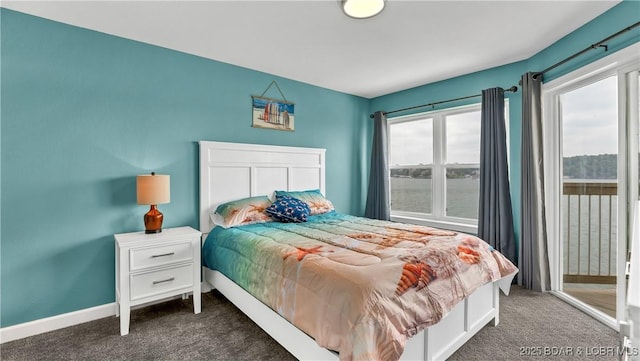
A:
559;75;618;319
544;44;639;329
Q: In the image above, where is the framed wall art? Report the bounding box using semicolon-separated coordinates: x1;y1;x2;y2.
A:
251;81;295;131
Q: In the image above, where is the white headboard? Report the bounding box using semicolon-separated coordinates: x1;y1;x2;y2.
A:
199;141;326;234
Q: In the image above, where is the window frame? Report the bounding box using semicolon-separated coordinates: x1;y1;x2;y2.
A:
388;101;509;234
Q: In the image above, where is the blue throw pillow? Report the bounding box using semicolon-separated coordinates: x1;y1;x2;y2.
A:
274;189;334;215
266;195;311;223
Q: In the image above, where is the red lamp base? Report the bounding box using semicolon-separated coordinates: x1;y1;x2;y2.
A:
144;205;164;234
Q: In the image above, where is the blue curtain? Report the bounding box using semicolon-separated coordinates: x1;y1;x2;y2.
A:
365;111;390;220
478;88;517;265
520;73;551;291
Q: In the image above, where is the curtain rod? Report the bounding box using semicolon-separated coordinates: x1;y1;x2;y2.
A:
535;21;640;78
369;85;517;119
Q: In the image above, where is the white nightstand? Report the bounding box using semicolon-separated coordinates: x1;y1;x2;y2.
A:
114;226;202;335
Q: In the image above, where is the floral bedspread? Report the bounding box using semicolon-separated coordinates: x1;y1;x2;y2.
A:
202;212;518;361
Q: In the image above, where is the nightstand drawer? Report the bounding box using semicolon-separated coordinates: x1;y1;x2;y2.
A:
130;242;192;271
130;264;193;301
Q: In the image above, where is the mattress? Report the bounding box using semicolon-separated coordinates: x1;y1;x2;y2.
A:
202;212;518;361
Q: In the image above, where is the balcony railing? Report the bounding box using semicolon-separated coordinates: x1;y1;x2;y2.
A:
563;180;617;284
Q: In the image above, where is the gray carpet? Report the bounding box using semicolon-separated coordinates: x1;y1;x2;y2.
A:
449;286;619;360
1;291;296;361
1;287;619;360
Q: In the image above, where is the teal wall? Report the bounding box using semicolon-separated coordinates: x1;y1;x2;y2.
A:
2;1;639;329
529;1;640;84
370;1;640;255
0;9;369;327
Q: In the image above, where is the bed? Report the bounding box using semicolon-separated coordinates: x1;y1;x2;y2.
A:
199;141;517;361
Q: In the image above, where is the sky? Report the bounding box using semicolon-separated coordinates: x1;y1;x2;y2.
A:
561;75;618;158
446;111;481;164
390;73;623;166
389;118;433;165
389;109;483;166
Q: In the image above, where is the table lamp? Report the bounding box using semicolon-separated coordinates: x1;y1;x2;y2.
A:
136;172;170;234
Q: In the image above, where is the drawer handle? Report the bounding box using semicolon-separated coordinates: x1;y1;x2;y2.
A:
152;277;175;285
151;252;175;258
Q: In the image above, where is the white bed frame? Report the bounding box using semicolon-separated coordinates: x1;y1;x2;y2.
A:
199;141;501;361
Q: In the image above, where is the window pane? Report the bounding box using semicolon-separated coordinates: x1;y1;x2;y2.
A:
559;74;619;318
446;111;481;164
390;118;433;166
390;167;432;213
562;76;618;161
445;168;479;219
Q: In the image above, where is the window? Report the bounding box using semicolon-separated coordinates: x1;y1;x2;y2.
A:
389;118;433;214
389;103;508;231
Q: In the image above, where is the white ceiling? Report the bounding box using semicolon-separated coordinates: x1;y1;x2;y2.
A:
2;0;620;98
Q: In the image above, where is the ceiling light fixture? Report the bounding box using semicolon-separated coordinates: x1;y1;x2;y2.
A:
342;0;385;19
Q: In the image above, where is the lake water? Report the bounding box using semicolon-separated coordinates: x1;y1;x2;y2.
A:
391;177;616;276
390;177;478;220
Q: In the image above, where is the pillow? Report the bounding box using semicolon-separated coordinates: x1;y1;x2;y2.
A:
274;189;334;215
212;195;273;228
266;195;311;223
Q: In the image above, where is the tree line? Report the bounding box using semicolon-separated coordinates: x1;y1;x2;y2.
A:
563;154;617;179
390;154;621;180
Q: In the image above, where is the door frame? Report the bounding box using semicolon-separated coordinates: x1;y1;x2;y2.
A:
542;43;640;331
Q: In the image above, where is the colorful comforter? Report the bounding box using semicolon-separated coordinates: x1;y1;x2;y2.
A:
202;212;518;361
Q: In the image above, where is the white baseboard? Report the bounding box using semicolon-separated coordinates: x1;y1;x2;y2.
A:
1;284;209;344
0;303;117;344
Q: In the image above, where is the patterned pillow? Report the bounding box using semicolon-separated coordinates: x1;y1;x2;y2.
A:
266;195;311;223
213;195;272;228
274;189;334;215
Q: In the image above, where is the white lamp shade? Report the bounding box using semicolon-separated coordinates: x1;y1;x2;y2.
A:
343;0;385;19
136;174;170;205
